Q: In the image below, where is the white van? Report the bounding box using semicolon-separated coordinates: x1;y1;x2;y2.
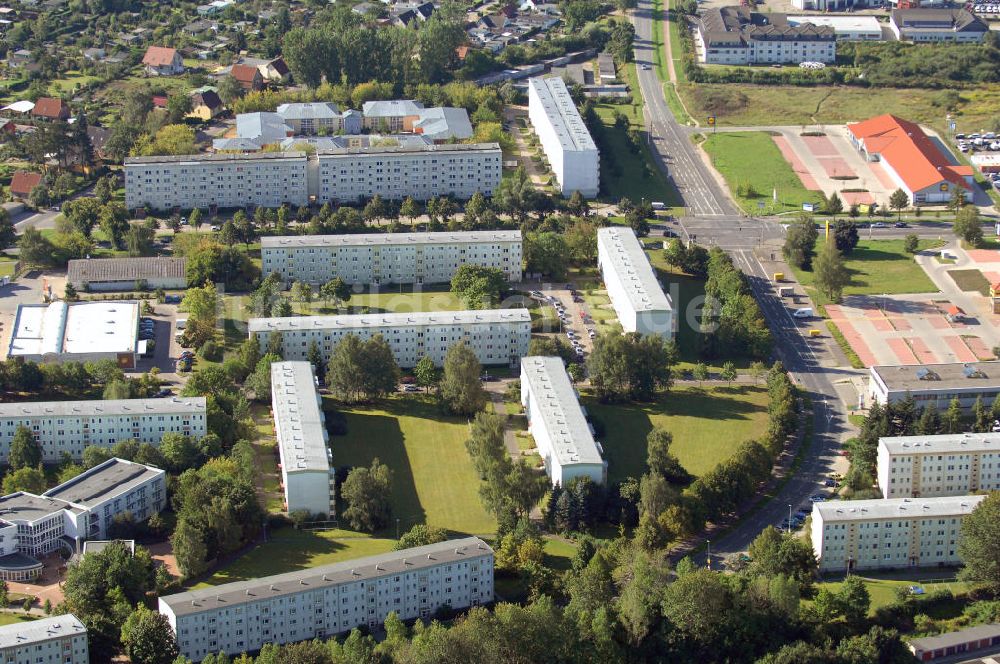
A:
175;318;188;330
793;308;813;319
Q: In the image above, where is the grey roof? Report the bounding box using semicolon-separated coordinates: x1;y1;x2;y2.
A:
528;77;597;153
362;99;424;118
521;357;603;467
907;623;1000;653
249;309;531;334
126;151;306;165
233;112;291;144
43;458;164;508
0;492;80;524
270;362;330;474
277;102;341;121
262;230;521;249
280;135;433;151
0;614;86;648
412;107;474;141
315;142;500;158
871;361;1000;394
891;8;987;32
0;396;206;419
698;6;835;47
815;495;986;523
597;227;672;313
160;537;493;618
67;257;186;284
879;432;1000;456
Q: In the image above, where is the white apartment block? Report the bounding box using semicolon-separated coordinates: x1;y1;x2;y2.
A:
261;231;523;286
596;227;674;338
124;151;310;211
271;362;335;518
696;8;837;65
520;357;606;487
0;459;166;580
811;495;985;573
877;433;1000;499
867;362;1000;410
0;615;88;664
0;397;207;463
249;309;531;369
159;537;494;661
527;77;599;198
313;142;502;203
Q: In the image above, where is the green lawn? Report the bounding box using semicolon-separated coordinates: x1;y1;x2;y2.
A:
0;613;36;626
50;71;99;94
947;268;990;296
791;239;942;303
702;131;822;214
193;528;397;588
337;287;466;314
814;571;969;615
583;385;770;483
330;394;496;535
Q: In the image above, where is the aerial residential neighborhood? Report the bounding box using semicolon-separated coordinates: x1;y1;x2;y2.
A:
0;0;999;659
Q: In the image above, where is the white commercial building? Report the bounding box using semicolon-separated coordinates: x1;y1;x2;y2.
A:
811;495;985;573
867;362;1000;410
877;433;1000;499
249;309;531;369
527;77;599;198
786;15;884;41
261;231;523;286
160;537;494;661
0;615;88;664
7;301;143;368
520;357;606;487
0;459;166;580
0;396;207;463
889;8;988;42
596;227;674;338
696;7;837;65
271;362;335;518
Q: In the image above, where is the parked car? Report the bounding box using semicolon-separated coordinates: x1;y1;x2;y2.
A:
403;385;420;392
809;494;827;503
894;222;908;228
164;295;181;304
872;222;887;228
155;388;173;398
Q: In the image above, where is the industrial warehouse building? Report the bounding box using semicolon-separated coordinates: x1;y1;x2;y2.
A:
597;227;674;338
67;257;187;292
270;362;335;518
867;362;1000;410
249;309;531;368
0;615;88;664
520;357;606;487
160;538;494;661
7;301;145;367
261;231;523;286
877;433;1000;499
527;77;599;198
810;495;985;573
0;396;207;463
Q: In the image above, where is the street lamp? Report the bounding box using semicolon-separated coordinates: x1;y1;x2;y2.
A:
706;539;711;570
788;504;793;534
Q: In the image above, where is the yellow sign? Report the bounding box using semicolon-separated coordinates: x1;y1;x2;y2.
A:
707;116;716;126
940;183;949;192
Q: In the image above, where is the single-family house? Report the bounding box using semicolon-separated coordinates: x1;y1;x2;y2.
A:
31;97;69;120
260;56;290;83
229;63;264;91
189;89;224;120
142;46;184;76
10;171;42;200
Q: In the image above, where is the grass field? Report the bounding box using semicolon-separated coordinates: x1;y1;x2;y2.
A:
814;571;969;615
331;394;496;535
0;613;35;626
947;268;990;296
50;71;100;94
193;528;397;588
702;131;822;213
583;385;770;482
792;239;942;303
339;287;466;314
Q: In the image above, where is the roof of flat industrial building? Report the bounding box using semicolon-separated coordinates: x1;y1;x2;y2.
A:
43;458;164;508
891;7;987;32
262;230;521;249
67;257;186;284
270;362;330;474
871;361;1000;393
249;308;531;333
0;396;206;419
879;432;1000;456
528;77;597;153
786;15;882;31
159;537;493;617
8;301;139;357
907;623;1000;653
0;492;80;524
125;151;307;165
412;107;474;141
520;357;603;467
815;495;985;523
597;227;672;313
0;614;86;648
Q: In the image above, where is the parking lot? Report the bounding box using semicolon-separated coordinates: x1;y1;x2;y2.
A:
528;284;597;360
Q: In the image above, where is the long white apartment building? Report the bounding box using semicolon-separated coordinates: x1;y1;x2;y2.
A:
597;227;674;338
868;362;1000;410
877;433;1000;499
0;397;207;463
527;77;599;198
520;357;606;487
261;231;523;286
0;615;88;664
249;309;531;368
159;538;494;661
811;495;985;573
271;362;334;518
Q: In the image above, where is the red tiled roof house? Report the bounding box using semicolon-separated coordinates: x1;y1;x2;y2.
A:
10;171;42;200
142;46;184;76
31;97;69;120
230;64;263;91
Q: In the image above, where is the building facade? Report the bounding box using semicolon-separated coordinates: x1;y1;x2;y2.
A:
527;77;599;198
867;362;1000;410
160;538;494;661
67;257;187;291
811;495;985;573
877;433;1000;499
0;615;88;664
271;362;335;518
261;231;523;286
696;7;837;65
596;227;674;338
520;357;606;487
889;8;988;42
0;397;207;463
249;309;531;369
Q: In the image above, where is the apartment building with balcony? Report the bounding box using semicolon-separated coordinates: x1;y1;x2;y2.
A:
877;433;1000;499
0;615;88;664
597;227;674;338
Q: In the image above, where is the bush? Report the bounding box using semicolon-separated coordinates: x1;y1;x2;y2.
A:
198;340;223;362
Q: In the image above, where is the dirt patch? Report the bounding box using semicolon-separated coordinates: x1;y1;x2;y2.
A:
947;269;991;295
